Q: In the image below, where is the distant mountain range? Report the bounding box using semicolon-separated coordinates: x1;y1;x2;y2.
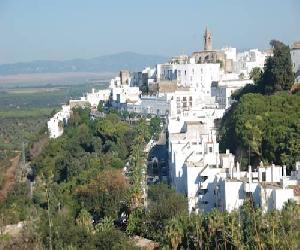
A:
0;52;168;75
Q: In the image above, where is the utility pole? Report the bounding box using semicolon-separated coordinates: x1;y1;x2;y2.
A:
248;143;251;166
46;184;53;250
22;141;26;166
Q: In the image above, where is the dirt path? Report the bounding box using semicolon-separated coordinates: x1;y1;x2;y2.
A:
0;154;20;202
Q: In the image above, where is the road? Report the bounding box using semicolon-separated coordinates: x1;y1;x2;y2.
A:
147;129;169;184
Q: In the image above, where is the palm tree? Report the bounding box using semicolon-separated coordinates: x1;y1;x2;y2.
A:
206;209;224;249
188;213;205;249
165;217;184;250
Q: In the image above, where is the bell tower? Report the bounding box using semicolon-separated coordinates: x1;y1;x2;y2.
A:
204;27;212;51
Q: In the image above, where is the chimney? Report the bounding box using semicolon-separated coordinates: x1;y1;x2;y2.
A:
248;165;252;183
258;168;262;182
230;162;233;179
281;178;287;189
283;165;287;177
236;162;240;180
216;152;219;168
271;164;275;183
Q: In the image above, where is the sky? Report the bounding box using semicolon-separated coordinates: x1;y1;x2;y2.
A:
0;0;299;64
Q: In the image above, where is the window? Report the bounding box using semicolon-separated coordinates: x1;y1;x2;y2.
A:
189;96;193;106
198;189;208;195
209;147;213;153
201;176;208;182
262;172;266;182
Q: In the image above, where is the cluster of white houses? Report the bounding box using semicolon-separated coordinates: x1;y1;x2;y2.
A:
48;28;300;213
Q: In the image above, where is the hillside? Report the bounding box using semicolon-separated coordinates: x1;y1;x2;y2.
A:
0;52;168;75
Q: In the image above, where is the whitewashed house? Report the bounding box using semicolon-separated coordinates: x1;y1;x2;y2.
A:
235;49;270;78
291;41;300;77
47;105;71;139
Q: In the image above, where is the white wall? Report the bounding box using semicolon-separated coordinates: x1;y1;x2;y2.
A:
291;48;300;75
223;181;245;212
48;118;63;139
222;47;237;61
86;89;110;107
236;49;268;78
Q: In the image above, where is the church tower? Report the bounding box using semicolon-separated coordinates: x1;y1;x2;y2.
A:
204;27;212;51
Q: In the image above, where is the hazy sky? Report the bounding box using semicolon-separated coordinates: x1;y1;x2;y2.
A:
0;0;299;64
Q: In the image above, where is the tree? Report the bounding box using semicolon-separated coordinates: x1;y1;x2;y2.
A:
126;207;145;236
145;184;187;241
95;216;114;233
165;217;184;250
76;208;93;232
262;40;295;94
220;92;300;170
75;169;129;219
97;101;104;112
150;116;162;140
250;67;263;84
187;213;205;249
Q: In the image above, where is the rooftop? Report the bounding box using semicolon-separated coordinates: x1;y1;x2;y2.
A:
292;41;300;49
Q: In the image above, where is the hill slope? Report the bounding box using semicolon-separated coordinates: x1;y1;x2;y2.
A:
0;52;168;75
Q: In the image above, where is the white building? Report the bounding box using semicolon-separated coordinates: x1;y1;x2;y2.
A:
110;77;141;110
157;60;220;93
168;119;221;205
291;41;300;77
47;105;71;139
236;49;269;78
47;118;63;139
131;67;157;87
211;79;253;109
221;47;237;62
127;95;170;116
186;159;300;213
86;88;111;108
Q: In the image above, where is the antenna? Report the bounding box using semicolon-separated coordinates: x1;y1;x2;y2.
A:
248;143;250;166
22;141;26;166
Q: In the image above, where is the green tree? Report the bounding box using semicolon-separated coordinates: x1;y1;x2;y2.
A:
76;208;93;232
126;207;145;236
250;67;263;84
262;40;295;94
95;216;114;233
165;217;184;250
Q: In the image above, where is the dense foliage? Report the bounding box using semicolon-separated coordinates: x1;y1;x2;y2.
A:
128;198;300;249
262;40;295;94
6;108;159;248
220;92;300;170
